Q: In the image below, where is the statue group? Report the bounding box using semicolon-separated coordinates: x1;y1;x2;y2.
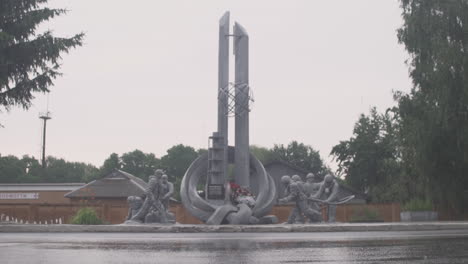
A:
125;169;175;224
123;12;352;226
279;173;353;224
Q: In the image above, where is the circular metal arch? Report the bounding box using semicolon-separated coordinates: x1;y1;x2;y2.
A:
180;152;276;222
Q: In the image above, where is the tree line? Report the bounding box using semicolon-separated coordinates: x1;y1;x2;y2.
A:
2;0;468;212
331;0;468;212
0;141;330;200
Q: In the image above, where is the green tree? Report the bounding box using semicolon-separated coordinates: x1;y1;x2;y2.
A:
0;154;45;183
271;141;328;177
99;153;121;177
99;151;160;181
160;144;198;198
17;155;42;182
120;150;160;181
331;108;403;202
41;156;99;183
250;145;276;164
0;0;83;112
396;0;468;210
0;154;26;183
0;154;98;183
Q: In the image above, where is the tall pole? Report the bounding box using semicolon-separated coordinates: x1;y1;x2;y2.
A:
39;112;51;168
215;11;230;185
233;22;250;188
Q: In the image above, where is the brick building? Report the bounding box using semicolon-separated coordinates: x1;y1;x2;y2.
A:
0;183;84;224
0;183;84;205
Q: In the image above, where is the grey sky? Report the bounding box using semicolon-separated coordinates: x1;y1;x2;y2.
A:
0;0;411;170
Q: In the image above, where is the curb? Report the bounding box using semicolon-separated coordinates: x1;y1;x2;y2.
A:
1;222;468;233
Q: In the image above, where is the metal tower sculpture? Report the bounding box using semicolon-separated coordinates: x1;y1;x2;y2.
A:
180;12;277;225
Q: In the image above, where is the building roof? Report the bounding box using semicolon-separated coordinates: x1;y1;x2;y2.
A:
264;159;309;175
64;170;148;198
0;183;85;192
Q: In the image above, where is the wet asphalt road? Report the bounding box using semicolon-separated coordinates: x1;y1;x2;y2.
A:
1;230;468;263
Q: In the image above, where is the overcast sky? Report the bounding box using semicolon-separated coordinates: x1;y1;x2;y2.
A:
0;0;411;170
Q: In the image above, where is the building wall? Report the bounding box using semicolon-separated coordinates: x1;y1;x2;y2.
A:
1;201;405;224
0;191;72;204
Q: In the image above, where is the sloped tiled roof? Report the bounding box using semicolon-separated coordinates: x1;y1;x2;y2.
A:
264;159;309;175
64;169;148;198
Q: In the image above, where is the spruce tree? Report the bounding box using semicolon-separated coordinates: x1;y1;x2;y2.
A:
0;0;83;111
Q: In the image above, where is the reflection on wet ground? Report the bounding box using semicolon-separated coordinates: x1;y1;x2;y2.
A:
1;231;468;263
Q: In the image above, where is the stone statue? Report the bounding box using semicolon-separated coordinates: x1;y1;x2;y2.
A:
125;169;174;224
280;175;304;224
303;172;323;223
161;174;174;211
160;174;176;222
126;196;143;220
304;173;321;196
206;182;260;225
279;175;322;224
179;12;278;225
310;174;340;222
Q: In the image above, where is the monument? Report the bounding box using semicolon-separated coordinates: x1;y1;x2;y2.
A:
125;169;175;224
180;12;277;225
279;173;355;224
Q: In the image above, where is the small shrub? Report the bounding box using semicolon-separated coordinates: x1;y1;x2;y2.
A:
402;198;433;211
71;208;104;225
350;207;381;222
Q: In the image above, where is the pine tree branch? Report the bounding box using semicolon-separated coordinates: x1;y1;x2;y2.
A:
1;8;66;41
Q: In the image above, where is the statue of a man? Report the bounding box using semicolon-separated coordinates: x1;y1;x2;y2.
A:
130;169;167;223
160;174;174;211
126;196;143;220
303;172;323;222
304;173;321;196
279;175;321;224
311;174;339;222
280;175;303;224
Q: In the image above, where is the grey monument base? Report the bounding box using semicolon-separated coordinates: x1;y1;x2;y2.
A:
400;211;439;222
1;221;468;233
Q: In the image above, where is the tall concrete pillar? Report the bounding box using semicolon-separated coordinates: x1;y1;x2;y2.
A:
211;11;229;185
233;22;250;188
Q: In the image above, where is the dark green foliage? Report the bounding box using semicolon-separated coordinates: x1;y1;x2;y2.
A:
121;150;160;181
44;157;99;183
250;145;276;164
0;142;329;201
401;198;433;212
396;0;468;211
272;141;329;178
99;150;161;181
0;155;31;183
99;153;120;177
70;208;103;225
98;147;199;200
331;108;404;203
160;144;199;199
350;207;382;222
0;154;98;183
0;0;83;111
332;1;468;211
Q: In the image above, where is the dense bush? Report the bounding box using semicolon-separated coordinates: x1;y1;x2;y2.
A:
350;207;382;222
401;199;433;212
71;208;104;225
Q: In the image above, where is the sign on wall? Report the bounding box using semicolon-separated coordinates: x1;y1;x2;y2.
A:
0;193;39;200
